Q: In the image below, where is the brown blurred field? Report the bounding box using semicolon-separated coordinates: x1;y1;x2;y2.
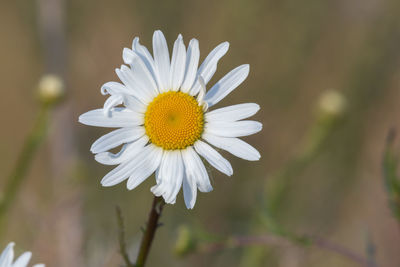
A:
1;0;400;266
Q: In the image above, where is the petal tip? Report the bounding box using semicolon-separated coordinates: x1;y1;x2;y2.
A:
256;121;263;132
222;41;230;49
189;38;199;45
153;30;164;38
241;64;250;74
100;180;109;187
126;182;134;190
89;144;96;154
78;114;86;124
122;48;133;64
249;152;261;161
185;203;195;209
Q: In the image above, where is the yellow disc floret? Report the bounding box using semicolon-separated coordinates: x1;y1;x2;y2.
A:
144;91;204;150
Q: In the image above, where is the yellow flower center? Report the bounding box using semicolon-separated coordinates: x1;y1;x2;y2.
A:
144;91;204;150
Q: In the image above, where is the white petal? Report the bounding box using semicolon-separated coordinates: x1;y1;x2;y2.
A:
100;144;155;187
167;151;184;203
132;37;161;88
95;136;148;165
101;81;131;96
151;151;183;204
32;265;45;267
122;47;135;65
205;120;262;137
202;133;260;161
103;94;123;116
123;95;146;113
151;151;173;199
152;30;170;92
123;48;159;96
170;34;186;91
154;168;161;184
190;42;229;95
122;65;155;101
115;66;151;104
100;159;137;187
12;252;31;267
161;151;183;204
194;140;233;176
126;145;163;190
196;76;206;104
0;243;14;266
150;181;165;197
205;103;260;122
205;64;250;107
79;108;143;128
181;39;200;93
101;84;146;114
90;127;145;153
182;173;197;209
182;147;212;193
115;68;143;101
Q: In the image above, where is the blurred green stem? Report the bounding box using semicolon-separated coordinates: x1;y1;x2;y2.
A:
0;103;51;225
135;196;165;267
241;92;345;266
382;130;400;226
266;110;340;217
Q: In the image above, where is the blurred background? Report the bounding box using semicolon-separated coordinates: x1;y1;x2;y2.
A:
1;0;400;266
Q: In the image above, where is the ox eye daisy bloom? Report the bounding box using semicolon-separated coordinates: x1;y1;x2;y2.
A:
79;30;262;209
0;242;44;267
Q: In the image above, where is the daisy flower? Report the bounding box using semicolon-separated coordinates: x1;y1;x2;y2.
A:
0;242;44;267
79;30;262;209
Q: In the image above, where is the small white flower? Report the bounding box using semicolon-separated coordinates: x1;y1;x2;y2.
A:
0;242;44;267
79;30;262;209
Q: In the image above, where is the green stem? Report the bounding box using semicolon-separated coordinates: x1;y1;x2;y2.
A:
135;196;165;267
382;130;400;224
0;104;50;224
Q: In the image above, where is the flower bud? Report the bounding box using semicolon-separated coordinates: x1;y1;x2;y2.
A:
38;74;65;105
317;89;346;117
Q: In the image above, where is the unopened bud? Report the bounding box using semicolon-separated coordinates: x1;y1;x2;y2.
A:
318;89;346;117
38;74;65;105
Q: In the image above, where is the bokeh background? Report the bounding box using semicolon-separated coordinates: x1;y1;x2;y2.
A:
1;0;400;266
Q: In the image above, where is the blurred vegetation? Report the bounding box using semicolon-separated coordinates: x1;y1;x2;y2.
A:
1;0;400;266
0;74;64;228
382;130;400;224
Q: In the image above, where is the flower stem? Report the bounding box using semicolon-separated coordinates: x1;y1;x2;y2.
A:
382;130;400;227
135;196;165;267
0;104;50;224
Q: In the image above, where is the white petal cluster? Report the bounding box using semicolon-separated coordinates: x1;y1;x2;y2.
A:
79;30;262;209
0;243;44;267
